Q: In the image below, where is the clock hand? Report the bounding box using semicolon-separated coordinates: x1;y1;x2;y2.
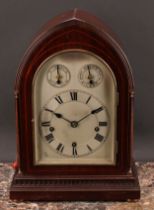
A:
57;64;60;75
87;65;92;78
45;106;103;126
91;106;103;114
59;115;72;123
56;65;61;84
77;113;91;123
87;65;94;84
77;106;104;123
44;108;71;123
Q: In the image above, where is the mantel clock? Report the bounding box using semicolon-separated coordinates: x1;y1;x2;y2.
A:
10;9;140;201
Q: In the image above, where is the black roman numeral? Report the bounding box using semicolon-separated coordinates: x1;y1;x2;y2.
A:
73;147;77;156
56;143;64;153
99;121;108;126
95;133;104;142
86;96;91;104
41;121;50;126
55;96;63;104
45;133;54;143
70;91;77;101
72;142;77;157
87;144;93;152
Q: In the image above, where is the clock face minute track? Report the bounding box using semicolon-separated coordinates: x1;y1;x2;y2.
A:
40;90;109;158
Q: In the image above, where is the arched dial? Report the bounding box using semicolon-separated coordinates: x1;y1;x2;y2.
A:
47;64;70;87
79;64;103;88
40;90;109;157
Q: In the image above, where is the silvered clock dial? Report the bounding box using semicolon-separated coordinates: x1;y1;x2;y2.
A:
40;90;109;157
33;50;117;165
47;64;70;87
79;64;103;88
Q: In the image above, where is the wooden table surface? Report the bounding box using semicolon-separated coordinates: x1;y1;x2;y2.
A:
0;162;154;210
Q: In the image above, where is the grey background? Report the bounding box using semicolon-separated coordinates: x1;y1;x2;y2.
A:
0;0;154;162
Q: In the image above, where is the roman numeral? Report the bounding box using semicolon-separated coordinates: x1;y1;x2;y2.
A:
70;91;77;101
56;143;64;153
99;121;108;126
73;147;77;156
41;121;50;126
95;133;104;142
86;96;91;104
55;96;63;104
72;142;77;157
45;133;54;143
87;144;93;152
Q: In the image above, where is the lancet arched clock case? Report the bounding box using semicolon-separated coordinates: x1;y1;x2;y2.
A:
10;9;140;201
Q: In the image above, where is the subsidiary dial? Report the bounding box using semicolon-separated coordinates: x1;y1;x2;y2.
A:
79;64;103;88
47;64;70;87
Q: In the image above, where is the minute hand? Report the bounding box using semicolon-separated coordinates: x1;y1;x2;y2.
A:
77;106;103;124
91;106;103;114
77;113;91;123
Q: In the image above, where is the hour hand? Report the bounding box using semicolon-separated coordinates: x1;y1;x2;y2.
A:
45;108;71;123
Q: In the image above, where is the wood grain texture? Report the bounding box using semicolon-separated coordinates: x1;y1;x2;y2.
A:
10;162;140;201
11;9;140;200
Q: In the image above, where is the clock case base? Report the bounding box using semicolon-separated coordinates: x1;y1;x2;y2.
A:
10;162;140;201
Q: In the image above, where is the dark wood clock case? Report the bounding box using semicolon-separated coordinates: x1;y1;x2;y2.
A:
10;9;140;201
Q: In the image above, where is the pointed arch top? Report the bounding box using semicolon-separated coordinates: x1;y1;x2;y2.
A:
15;9;134;93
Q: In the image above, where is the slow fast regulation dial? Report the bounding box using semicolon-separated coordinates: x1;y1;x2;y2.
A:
79;64;103;88
40;90;109;157
47;64;70;87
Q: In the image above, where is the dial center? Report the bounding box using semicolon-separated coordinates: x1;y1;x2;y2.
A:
70;121;79;128
51;101;97;147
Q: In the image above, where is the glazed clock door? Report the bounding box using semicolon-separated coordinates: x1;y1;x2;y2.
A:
32;50;118;165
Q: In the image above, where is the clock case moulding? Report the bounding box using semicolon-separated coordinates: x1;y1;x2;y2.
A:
10;9;140;201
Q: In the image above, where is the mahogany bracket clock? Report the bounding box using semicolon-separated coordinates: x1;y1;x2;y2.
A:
10;9;140;201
